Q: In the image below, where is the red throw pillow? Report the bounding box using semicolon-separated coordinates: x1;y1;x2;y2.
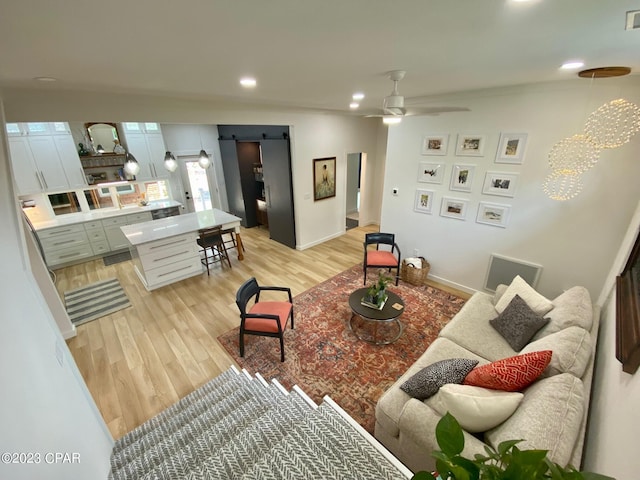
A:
463;350;552;392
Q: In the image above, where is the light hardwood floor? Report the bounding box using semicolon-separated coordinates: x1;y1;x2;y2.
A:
58;224;469;439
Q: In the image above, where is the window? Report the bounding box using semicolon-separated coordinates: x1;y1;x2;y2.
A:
144;180;170;202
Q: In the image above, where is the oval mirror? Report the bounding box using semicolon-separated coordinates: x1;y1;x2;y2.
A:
85;122;121;153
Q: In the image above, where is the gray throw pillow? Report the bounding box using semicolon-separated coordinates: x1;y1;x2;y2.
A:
490;294;550;351
400;358;479;400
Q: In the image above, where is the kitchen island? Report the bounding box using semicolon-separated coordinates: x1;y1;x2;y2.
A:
120;209;242;291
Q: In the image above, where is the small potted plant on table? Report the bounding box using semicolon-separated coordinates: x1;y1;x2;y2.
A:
362;271;392;310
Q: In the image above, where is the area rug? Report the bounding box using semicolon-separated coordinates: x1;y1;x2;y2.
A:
103;250;132;266
217;264;466;433
63;278;131;326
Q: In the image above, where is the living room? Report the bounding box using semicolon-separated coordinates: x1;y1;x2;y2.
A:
1;1;640;479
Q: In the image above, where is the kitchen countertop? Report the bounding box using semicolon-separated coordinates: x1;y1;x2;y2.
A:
31;201;183;230
121;209;242;246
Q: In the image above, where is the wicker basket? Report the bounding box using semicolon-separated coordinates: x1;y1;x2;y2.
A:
400;257;431;286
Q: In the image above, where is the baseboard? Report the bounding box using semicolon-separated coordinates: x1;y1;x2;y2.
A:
61;323;77;340
296;230;345;251
427;273;477;296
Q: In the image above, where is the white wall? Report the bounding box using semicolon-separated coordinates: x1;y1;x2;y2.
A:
346;153;360;215
0;101;113;479
2;88;384;250
381;77;640;299
583;200;640;479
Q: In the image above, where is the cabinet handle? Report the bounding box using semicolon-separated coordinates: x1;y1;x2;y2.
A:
149;238;188;249
153;250;190;263
157;265;193;277
39;171;48;189
35;172;43;189
266;185;271;208
47;228;73;235
79;167;87;185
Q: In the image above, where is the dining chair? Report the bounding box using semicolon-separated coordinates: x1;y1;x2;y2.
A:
235;277;293;362
197;227;231;275
363;232;401;286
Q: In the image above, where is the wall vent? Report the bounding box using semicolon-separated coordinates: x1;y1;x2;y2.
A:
626;10;640;30
484;253;543;292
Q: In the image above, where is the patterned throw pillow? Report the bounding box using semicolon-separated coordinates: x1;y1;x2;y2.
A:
400;358;479;400
464;351;552;392
490;294;550;351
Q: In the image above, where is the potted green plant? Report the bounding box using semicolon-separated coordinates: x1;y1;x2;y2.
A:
411;413;614;480
363;271;392;309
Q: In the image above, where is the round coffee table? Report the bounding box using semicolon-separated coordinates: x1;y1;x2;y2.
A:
348;287;405;344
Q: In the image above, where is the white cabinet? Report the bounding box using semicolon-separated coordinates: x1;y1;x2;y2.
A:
120;122;168;181
38;224;93;268
102;211;153;251
84;221;109;256
6;122;86;194
131;232;201;291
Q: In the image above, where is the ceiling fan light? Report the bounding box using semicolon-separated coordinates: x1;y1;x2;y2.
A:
382;115;402;125
123;152;141;175
163;151;178;172
198;149;212;169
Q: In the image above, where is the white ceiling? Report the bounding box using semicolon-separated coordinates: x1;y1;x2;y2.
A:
1;0;638;115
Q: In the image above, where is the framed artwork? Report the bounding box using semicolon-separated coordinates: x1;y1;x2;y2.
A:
417;161;445;184
421;134;449;155
476;202;511;228
482;171;519;197
450;164;476;192
313;157;336;201
616;228;640;373
414;189;435;214
455;134;486;157
440;197;469;220
496;132;528;164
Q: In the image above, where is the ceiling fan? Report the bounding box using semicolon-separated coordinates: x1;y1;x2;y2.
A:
366;70;470;123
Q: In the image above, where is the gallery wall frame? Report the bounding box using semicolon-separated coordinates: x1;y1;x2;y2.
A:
414;189;435;214
496;132;528;164
440;197;469;220
450;164;476;192
418;161;445;184
476;201;511;228
313;157;336;201
421;134;449;156
455;133;486;157
482;171;519;197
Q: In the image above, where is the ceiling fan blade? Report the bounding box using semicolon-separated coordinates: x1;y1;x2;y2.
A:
403;106;471;116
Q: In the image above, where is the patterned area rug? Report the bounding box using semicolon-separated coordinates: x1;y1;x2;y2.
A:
64;278;131;326
217;264;466;433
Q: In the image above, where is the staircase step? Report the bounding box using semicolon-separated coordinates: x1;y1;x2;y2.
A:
111;371;286;477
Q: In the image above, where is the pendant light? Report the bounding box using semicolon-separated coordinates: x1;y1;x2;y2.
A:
123;152;141;175
163;151;178;172
198;149;211;169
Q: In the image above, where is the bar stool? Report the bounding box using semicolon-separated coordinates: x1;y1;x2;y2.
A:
221;227;245;253
197;227;231;275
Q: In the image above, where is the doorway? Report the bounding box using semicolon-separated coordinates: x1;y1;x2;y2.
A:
346;152;362;230
177;155;221;213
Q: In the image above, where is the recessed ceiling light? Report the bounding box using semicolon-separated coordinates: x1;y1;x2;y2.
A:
33;76;57;82
561;61;585;70
352;92;365;101
349;102;359;109
240;77;257;88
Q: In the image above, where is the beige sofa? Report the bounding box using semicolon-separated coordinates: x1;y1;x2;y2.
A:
374;284;600;474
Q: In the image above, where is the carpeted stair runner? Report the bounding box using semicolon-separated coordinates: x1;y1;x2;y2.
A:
109;366;412;480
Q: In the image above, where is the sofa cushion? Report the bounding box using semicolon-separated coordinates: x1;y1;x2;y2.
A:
485;373;585;467
464;350;552;391
428;384;523;433
535;286;593;338
490;294;550;351
400;358;479;400
521;326;592;378
375;337;488;438
439;292;518;361
495;275;554;316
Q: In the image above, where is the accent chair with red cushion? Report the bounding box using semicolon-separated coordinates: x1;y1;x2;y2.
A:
363;232;401;286
236;277;294;362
